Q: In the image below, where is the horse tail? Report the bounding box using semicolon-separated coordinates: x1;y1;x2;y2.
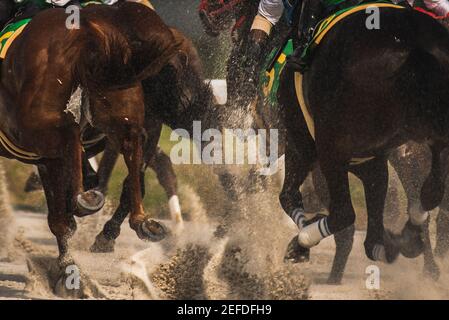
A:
76;6;181;90
394;11;449;135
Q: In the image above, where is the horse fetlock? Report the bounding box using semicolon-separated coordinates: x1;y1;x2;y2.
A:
382;231;400;263
397;220;425;258
75;190;105;217
90;231;116;253
168;195;183;224
408;203;429;226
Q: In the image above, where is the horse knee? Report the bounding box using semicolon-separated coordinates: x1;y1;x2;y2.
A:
279;189;303;214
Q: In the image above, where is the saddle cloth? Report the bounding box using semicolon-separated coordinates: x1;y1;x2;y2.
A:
0;19;31;60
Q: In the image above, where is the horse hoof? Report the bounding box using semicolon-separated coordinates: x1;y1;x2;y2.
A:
398;221;424;258
90;232;115;253
76;190;105;217
383;231;400;263
284;235;310;263
54;274;85;299
136;218;167;242
52;265;105;299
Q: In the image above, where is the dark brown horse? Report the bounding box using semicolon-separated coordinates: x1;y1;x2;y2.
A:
279;3;449;282
0;2;179;294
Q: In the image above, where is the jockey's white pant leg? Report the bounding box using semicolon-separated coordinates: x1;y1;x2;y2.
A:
46;0;72;6
258;0;284;26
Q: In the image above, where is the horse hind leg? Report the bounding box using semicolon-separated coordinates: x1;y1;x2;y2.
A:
420;143;447;212
422;217;440;280
434;164;449;258
351;157;399;264
435;208;449;258
148;147;183;231
38;161;81;297
91;126;167;252
327;225;355;285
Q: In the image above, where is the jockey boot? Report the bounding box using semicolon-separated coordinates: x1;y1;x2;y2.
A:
287;0;323;73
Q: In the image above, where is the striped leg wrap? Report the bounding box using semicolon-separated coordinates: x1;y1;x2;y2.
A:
317;217;331;238
290;208;306;229
298;217;331;248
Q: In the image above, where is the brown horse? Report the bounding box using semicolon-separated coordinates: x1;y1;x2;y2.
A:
90;27;218;252
0;2;179;294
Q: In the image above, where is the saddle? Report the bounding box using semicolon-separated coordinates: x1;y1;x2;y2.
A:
261;1;406;107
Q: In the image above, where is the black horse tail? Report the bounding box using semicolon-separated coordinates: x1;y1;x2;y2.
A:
394;11;449;134
76;4;181;90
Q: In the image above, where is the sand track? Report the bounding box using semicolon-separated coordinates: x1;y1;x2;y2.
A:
1;198;449;300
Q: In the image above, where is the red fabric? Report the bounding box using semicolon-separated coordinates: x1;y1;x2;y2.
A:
414;7;449;20
198;0;244;17
232;15;247;33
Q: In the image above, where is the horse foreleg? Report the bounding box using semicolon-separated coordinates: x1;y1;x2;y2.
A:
280;132;316;263
148;146;183;229
307;141;354;251
65;127;104;217
123;122;167;242
96;141;120;195
38;161;76;264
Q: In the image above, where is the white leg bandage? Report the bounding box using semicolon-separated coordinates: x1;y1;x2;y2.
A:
168;195;183;224
290;208;306;229
298;217;331;248
409;202;429;226
372;244;387;262
88;157;98;173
